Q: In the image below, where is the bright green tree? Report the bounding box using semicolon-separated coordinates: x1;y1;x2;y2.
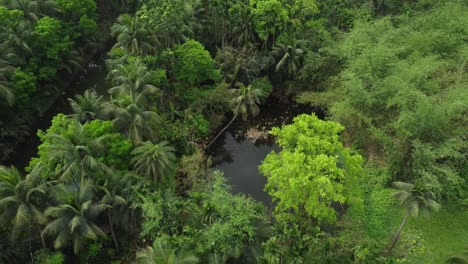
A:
173;39;221;85
30;16;72;80
137;0;195;49
250;0;289;48
259;114;363;225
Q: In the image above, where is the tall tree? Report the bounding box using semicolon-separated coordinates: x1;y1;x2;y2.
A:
131;141;176;184
41;179;108;254
43;122;111;185
68;89;108;123
250;0;289;48
137;0;196;49
100;172;141;250
111;14;158;55
388;181;441;254
0;8;33;64
108;58;160;103
0;166;47;244
110;95;161;145
259;114;363;225
0;68;14;106
271;41;305;79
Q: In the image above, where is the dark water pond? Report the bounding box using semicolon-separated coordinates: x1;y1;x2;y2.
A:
208;98;323;205
4;56;109;169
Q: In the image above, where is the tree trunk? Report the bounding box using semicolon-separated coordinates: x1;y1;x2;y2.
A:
38;226;46;248
207;114;237;148
388;212;409;254
108;208;119;251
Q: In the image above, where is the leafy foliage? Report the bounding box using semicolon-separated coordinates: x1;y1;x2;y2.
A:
306;2;468;202
173;39;221;85
260;114;363;225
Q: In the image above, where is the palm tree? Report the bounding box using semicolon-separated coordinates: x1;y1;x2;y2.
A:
1;0;57;21
0;71;14;106
108;58;160;103
131;141;176;184
44;122;112;185
99;172;140;250
207;83;262;147
135;236;199;264
61;48;82;74
68;89;108;123
41;179;109;254
271;42;305;79
111;14;159;55
231;7;256;48
110;96;161;145
388;181;441;254
0;166;47;247
0;13;33;65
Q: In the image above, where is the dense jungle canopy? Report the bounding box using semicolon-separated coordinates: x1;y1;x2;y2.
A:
0;0;466;263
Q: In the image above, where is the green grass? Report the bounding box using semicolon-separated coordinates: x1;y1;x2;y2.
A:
401;206;468;264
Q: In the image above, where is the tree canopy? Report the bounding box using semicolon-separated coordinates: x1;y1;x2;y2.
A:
260;114;363;225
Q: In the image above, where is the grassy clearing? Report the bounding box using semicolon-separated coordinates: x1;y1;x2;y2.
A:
400;206;468;264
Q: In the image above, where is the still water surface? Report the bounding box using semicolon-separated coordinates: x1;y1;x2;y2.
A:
209;98;321;205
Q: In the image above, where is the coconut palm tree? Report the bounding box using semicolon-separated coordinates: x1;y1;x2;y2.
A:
61;48;82;74
44;122;112;185
231;7;256;48
207;83;262;147
131;141;176;184
1;0;57;21
271;42;305;79
68;89;109;123
388;181;441;254
108;58;160;103
135;236;198;264
99;172;140;250
41;179;109;254
0;166;47;244
0;72;14;106
0;14;33;64
110;95;161;145
111;14;159;55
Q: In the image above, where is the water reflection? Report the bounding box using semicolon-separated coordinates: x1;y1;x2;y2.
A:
212;132;280;205
209;98;324;206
